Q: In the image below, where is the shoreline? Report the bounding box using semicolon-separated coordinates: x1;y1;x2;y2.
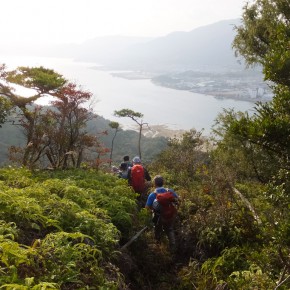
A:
107;70;272;104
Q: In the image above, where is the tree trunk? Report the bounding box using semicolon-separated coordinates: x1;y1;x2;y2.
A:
138;124;142;159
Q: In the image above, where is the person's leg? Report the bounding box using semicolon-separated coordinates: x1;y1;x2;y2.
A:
140;190;148;208
163;221;176;251
154;217;162;243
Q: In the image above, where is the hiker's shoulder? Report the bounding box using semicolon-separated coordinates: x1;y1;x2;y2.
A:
132;163;143;169
154;187;167;194
163;187;178;197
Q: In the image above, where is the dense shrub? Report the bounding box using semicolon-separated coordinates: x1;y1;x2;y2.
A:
0;167;136;288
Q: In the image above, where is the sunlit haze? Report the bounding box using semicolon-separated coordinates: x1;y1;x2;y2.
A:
0;0;256;134
2;0;247;44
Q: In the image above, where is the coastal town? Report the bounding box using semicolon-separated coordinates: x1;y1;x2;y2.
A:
151;69;273;103
111;69;273;103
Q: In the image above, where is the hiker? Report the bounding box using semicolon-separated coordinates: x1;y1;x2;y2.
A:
123;155;133;169
118;162;129;179
145;175;179;251
128;156;151;197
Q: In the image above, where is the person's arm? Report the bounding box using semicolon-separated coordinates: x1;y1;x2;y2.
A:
170;189;180;207
145;205;152;211
145;192;155;210
144;168;151;181
127;168;132;185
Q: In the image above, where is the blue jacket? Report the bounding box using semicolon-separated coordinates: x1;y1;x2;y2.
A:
146;187;178;208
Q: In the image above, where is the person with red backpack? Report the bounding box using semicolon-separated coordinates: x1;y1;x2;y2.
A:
128;156;151;194
145;175;179;252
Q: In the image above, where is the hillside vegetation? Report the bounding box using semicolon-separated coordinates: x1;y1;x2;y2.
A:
0;168;137;288
0;1;290;288
0;122;289;289
0;114;168;166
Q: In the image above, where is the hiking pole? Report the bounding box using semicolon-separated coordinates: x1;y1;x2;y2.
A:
120;226;148;251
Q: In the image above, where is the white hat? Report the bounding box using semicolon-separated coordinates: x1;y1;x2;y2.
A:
132;156;141;164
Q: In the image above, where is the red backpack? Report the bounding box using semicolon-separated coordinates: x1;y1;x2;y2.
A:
153;190;178;220
130;164;145;193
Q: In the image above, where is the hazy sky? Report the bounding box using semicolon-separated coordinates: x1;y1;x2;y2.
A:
2;0;247;44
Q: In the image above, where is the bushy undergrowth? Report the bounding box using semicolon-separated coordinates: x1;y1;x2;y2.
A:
174;178;289;289
127;129;290;289
0;162;289;289
0;167;137;289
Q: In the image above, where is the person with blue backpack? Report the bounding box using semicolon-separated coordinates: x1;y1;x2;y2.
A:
145;175;179;252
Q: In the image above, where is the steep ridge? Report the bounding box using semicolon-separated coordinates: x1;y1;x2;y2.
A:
75;19;242;72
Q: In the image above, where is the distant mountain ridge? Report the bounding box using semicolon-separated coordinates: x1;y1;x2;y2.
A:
74;19;243;72
0;19;243;73
74;36;153;63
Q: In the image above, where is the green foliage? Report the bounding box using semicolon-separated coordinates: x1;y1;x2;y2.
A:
178;247;280;290
230;97;290;172
212;94;290;182
212;108;280;183
108;121;120;130
205;9;290;285
0;280;59;289
180;185;262;257
1;37;290;288
0;97;12;127
0;167;136;288
228;264;276;290
0;220;19;241
7;66;66;92
0;65;99;169
231;0;290;184
114;108;143;120
114;108;147;158
34;232;104;286
108;121;120;163
233;0;290;87
104;127;168;164
210;90;290;290
151;129;209;189
0;112;168;166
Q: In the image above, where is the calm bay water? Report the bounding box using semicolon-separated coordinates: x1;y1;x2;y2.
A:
1;55;255;135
